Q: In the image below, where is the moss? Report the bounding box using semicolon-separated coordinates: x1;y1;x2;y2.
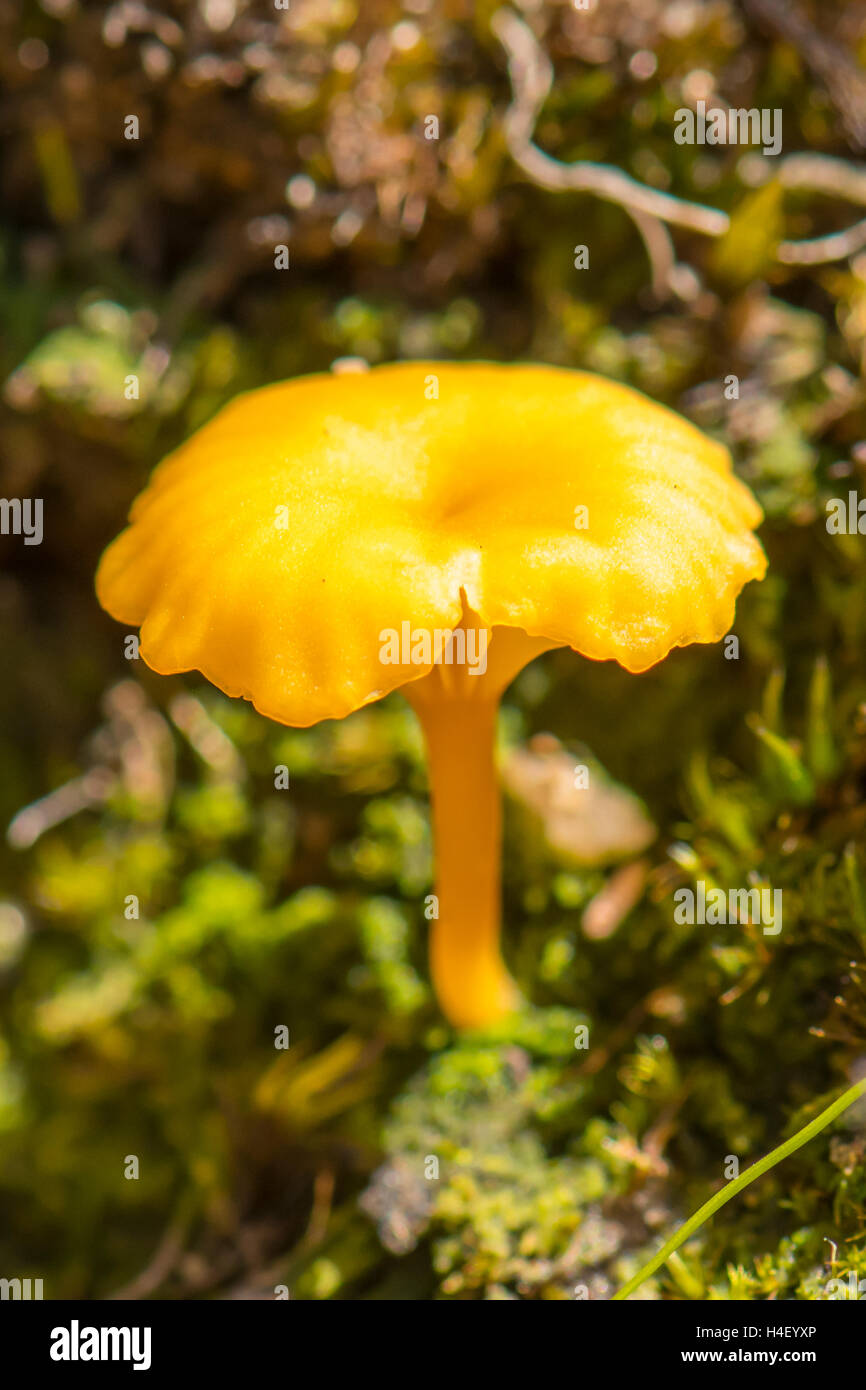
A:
2;0;866;1299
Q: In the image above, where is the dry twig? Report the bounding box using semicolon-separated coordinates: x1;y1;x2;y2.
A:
492;9;866;296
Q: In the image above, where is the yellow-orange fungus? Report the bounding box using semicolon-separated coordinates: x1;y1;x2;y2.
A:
97;362;767;1027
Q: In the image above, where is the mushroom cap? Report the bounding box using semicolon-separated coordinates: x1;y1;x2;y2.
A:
96;362;767;726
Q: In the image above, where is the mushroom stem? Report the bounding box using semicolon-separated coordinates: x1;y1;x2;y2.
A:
409;692;519;1028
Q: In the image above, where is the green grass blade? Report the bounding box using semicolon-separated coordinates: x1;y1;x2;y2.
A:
613;1076;866;1301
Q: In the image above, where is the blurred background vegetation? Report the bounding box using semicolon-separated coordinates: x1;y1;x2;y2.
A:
2;0;866;1300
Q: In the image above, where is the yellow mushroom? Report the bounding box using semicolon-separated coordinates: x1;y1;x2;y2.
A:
96;362;767;1029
